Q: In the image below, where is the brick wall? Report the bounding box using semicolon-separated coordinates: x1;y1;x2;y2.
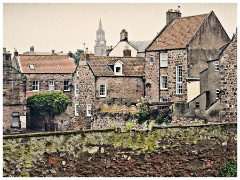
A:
219;33;237;122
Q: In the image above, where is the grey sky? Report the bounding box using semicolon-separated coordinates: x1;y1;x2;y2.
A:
3;3;237;54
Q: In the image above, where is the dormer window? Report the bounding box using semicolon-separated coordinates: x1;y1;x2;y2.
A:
29;64;35;70
114;60;123;75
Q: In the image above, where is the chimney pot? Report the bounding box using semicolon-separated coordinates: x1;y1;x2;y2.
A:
3;47;6;53
120;29;128;41
14;49;18;57
68;51;73;58
30;46;34;52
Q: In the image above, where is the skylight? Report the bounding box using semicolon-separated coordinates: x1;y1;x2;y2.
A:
29;64;35;70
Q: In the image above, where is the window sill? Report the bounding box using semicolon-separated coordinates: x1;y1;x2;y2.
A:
64;90;71;92
75;114;79;117
32;90;39;92
160;88;168;90
99;95;107;98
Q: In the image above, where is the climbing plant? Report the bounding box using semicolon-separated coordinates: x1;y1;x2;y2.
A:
27;92;72;118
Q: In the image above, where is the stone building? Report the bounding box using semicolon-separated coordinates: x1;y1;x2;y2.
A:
11;50;77;131
108;29;150;57
145;10;230;108
94;19;107;56
187;32;237;121
219;32;237;122
3;48;27;130
74;56;145;128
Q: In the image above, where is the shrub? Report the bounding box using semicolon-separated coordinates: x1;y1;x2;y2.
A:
155;110;172;125
220;159;237;177
126;120;137;131
135;109;150;124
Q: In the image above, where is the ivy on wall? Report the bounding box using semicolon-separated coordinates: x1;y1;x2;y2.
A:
27;92;72;117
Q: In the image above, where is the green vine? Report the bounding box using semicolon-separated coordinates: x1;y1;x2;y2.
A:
27;92;72;117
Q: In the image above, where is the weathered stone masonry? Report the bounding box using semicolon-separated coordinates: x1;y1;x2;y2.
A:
3;123;237;177
219;33;237;122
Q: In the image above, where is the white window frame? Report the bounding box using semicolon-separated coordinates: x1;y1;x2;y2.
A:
214;61;219;71
32;81;39;91
48;80;55;91
216;89;220;99
160;75;168;90
149;56;154;65
160;52;168;67
64;80;70;91
76;71;79;77
176;65;183;95
160;97;168;103
86;104;92;117
75;83;79;97
75;104;79;116
99;84;107;97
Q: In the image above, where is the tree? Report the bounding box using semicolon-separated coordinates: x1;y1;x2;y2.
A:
27;92;72;120
73;49;84;64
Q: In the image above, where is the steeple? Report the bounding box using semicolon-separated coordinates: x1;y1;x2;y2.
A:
94;19;107;56
98;19;103;30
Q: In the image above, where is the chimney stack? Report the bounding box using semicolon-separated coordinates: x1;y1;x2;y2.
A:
120;29;128;41
52;49;55;55
166;7;181;24
106;46;113;56
123;46;131;57
30;46;34;53
68;51;73;58
14;49;18;57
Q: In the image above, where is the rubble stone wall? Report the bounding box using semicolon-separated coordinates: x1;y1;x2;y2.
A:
3;123;237;177
219;33;237;122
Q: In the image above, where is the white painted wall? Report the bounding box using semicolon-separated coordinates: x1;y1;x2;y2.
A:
109;41;138;57
187;81;200;102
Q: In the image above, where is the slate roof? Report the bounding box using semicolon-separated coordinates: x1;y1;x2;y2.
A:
18;55;76;74
129;41;151;52
147;12;210;51
88;57;145;77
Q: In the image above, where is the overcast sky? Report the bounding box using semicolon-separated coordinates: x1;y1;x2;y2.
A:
3;3;237;54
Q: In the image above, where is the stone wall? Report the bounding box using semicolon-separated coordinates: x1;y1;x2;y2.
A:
76;61;96;128
161;49;188;102
3;123;237;177
96;76;144;104
3;54;27;129
145;51;160;102
25;73;73;98
219;33;237;122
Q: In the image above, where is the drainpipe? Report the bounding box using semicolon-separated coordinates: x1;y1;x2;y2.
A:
158;51;161;102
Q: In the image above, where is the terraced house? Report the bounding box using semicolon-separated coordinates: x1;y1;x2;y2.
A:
74;56;145;128
145;10;230;114
11;48;77;131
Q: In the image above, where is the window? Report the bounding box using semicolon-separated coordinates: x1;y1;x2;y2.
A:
11;112;20;128
216;89;220;99
29;64;35;70
64;80;70;91
160;52;168;67
214;61;219;71
149;56;154;65
99;84;106;97
75;83;79;97
160;98;168;103
195;102;200;109
160;75;168;89
75;104;79;116
114;66;122;75
87;104;92;117
32;81;39;91
176;65;183;95
48;80;55;91
77;71;79;77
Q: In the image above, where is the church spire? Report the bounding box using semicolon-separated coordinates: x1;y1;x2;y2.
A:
98;19;102;30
